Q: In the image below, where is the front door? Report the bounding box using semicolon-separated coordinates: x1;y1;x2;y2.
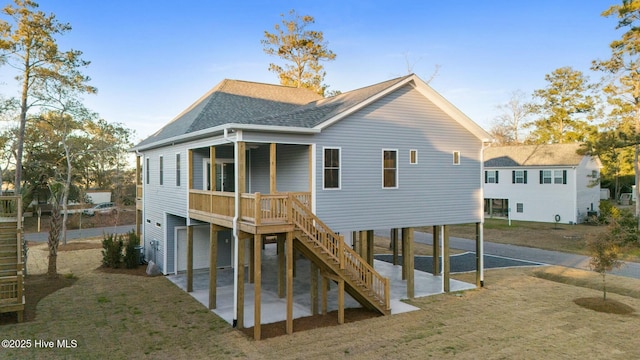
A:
203;159;234;191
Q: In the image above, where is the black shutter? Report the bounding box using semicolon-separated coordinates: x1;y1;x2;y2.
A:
495;171;499;184
485;171;488;183
512;171;515;184
563;170;567;184
540;170;543;184
524;170;528;184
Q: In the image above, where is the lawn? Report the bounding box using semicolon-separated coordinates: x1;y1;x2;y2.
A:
1;239;639;359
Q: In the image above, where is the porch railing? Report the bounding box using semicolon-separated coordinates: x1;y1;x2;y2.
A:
189;190;311;225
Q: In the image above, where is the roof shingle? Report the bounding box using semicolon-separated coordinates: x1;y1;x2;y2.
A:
484;143;585;167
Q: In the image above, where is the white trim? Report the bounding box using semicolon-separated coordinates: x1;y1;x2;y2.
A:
311;144;317;214
174;226;187;275
322;146;341;190
382;149;399;189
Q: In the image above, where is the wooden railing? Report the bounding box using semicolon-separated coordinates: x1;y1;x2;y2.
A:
189;190;311;226
0;196;20;219
290;197;390;311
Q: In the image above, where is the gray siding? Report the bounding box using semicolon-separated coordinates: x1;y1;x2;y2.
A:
249;146;270;193
314;85;483;232
276;144;309;192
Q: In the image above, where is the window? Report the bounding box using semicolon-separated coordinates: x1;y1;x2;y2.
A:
541;170;552;184
453;151;460;165
516;203;524;213
323;148;340;189
146;158;150;185
553;170;563;184
512;170;527;184
591;170;598;178
176;153;181;187
159;156;164;185
383;150;398;188
410;149;418;164
485;170;499;184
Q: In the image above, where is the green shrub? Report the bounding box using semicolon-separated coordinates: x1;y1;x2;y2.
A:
123;231;141;269
102;233;123;268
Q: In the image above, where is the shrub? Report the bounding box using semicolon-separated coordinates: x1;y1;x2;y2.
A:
123;231;141;269
102;233;123;268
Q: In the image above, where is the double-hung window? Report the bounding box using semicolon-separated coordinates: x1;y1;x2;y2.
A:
485;170;499;184
541;170;552;184
176;153;181;187
512;170;527;184
159;156;164;185
383;150;398;188
323;148;340;189
553;170;564;184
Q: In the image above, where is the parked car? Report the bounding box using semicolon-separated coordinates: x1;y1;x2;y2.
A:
82;202;117;216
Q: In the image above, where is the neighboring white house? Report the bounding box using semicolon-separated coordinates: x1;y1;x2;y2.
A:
483;143;601;224
131;74;491;337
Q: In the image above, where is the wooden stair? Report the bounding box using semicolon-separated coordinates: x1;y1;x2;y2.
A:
290;197;390;315
0;196;24;322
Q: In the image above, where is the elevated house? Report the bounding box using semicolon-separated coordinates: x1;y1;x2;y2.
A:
483;143;601;224
131;74;491;339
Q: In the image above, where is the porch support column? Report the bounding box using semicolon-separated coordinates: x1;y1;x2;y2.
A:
367;230;374;266
249;238;255;284
187;225;194;292
391;228;399;265
310;262;319;315
236;232;246;329
433;226;440;275
270;143;277;194
188;149;193;190
253;234;262;340
358;230;367;260
337;278;345;324
443;225;450;293
321;276;328;315
209;226;219;309
477;222;484;287
401;228;407;280
402;227;414;299
210;146;216;190
352;231;357;251
286;231;294;334
277;235;285;298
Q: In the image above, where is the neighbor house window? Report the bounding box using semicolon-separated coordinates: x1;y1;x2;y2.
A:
485;170;499;184
453;151;460;165
146;158;150;185
541;170;552;184
159;156;164;185
383;150;398;188
553;170;564;184
516;203;524;213
410;149;418;164
512;170;527;184
323;147;340;189
176;153;181;187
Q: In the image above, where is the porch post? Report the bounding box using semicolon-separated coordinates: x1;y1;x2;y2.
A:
210;146;216;190
477;222;484;287
286;231;294;334
433;226;440;275
403;227;414;299
391;228;399;265
321;276;328;315
249;238;255;284
187;225;193;292
277;235;285;298
253;233;262;340
270;143;277;194
367;229;374;266
443;225;450;293
401;228;407;280
236;233;246;329
310;262;318;315
209;226;218;309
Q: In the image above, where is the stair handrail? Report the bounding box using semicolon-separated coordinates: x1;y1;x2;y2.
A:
289;196;390;310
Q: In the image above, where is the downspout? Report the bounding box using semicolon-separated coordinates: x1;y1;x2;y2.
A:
223;127;241;328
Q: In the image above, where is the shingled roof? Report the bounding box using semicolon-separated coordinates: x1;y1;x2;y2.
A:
134;75;414;149
484;143;585;167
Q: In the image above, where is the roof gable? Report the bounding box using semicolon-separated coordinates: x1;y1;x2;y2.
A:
484;144;586;167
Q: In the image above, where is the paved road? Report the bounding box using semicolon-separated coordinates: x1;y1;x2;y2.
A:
25;225;135;243
375;230;640;279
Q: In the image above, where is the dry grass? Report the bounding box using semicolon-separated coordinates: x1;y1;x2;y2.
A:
2;242;640;359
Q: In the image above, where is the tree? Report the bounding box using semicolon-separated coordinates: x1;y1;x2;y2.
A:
526;67;596;144
262;9;336;95
46;180;63;278
587;219;626;301
593;0;640;229
0;0;95;195
490;90;530;144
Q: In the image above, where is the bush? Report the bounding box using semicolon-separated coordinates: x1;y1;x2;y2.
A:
123;231;141;269
102;233;123;268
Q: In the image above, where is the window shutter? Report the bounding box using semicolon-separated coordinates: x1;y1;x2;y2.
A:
485;171;488;183
512;171;515;184
524;170;528;184
539;170;543;184
563;170;567;184
496;171;499;184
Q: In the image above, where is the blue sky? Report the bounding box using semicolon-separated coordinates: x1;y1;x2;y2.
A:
0;1;623;142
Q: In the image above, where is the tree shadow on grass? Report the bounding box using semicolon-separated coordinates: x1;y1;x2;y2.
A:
573;297;635;315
